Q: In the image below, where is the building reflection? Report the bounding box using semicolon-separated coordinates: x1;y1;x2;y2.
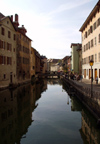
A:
62;81;100;144
71;97;83;111
0;79;47;144
47;79;61;85
80;109;100;144
0;89;18;144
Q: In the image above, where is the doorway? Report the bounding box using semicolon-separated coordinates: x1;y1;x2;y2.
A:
95;69;97;80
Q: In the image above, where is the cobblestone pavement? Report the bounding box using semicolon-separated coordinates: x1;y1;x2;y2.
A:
74;78;100;92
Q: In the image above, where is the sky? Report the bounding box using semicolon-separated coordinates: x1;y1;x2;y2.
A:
0;0;99;59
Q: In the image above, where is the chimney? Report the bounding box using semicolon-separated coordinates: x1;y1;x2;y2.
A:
15;14;18;22
11;15;13;22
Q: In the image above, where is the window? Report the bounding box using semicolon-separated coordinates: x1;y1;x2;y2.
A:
13;48;15;52
95;54;97;62
0;56;6;64
1;27;5;35
94;22;96;30
85;31;87;38
97;18;100;27
8;31;11;38
99;69;100;78
94;37;96;45
87;69;88;75
90;26;93;33
7;43;12;51
98;18;100;26
89;56;91;62
91;39;93;47
7;57;12;65
88;41;90;49
4;74;6;79
86;43;88;50
84;45;85;52
13;34;16;40
91;55;94;61
98;53;100;62
88;29;90;36
98;34;100;43
0;40;5;49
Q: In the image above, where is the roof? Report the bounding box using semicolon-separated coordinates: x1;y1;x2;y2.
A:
77;47;82;51
0;13;5;20
0;13;32;41
79;0;100;32
40;55;47;59
62;56;69;60
17;28;32;41
0;15;17;31
48;59;60;63
70;43;81;48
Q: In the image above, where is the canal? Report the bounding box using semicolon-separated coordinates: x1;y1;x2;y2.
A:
0;79;100;144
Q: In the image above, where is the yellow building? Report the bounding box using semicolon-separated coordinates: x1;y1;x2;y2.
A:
34;49;41;78
12;14;32;84
0;13;17;88
31;47;35;79
40;56;47;74
80;1;100;81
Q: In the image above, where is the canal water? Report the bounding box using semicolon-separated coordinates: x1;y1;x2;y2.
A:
0;79;100;144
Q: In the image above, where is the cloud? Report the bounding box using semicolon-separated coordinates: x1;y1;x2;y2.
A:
48;0;93;16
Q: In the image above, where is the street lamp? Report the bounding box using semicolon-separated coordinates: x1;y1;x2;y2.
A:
89;59;94;98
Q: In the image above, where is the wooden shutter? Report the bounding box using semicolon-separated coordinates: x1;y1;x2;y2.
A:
10;58;12;65
10;44;12;51
4;42;5;49
0;40;1;48
0;56;2;64
7;57;9;64
4;56;6;64
7;43;9;50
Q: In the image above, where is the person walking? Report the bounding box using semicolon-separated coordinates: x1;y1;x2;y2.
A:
96;76;98;84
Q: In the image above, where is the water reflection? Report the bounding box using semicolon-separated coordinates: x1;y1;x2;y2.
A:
80;109;100;144
0;79;100;144
0;79;47;144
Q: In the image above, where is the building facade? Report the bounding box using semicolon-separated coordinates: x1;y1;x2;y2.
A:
62;56;69;73
0;13;17;87
80;0;100;81
70;43;82;74
34;49;41;78
67;56;71;74
40;56;47;74
30;47;35;79
12;14;32;83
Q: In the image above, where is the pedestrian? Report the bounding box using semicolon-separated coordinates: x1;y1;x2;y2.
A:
96;76;98;84
81;75;83;82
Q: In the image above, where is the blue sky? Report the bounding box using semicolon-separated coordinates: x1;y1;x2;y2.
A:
1;0;98;59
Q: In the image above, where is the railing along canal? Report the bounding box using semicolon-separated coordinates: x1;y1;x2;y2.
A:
62;76;100;126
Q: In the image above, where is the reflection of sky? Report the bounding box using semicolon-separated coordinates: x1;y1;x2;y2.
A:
21;84;82;144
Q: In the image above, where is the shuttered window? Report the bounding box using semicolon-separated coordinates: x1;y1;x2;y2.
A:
13;34;16;40
0;56;6;64
8;31;11;38
7;57;12;65
1;27;5;35
99;34;100;43
0;40;6;49
7;43;12;51
99;69;100;78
